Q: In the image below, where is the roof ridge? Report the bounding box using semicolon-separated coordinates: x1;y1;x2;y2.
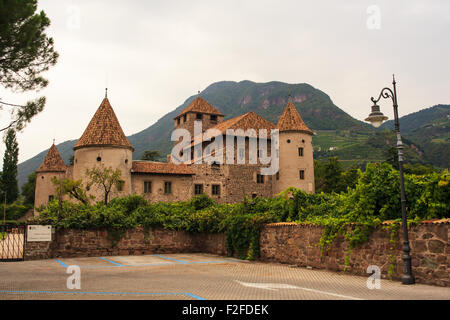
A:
36;144;67;173
175;96;224;119
74;97;133;150
276;101;312;134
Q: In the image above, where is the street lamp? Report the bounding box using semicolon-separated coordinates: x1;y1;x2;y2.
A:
365;75;415;285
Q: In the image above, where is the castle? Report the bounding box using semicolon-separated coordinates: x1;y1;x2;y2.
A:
34;93;314;211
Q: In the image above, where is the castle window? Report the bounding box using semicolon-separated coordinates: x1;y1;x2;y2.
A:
164;182;172;194
287;139;291;144
298;147;304;157
117;180;125;192
48;195;54;202
210;115;217;122
276;172;280;180
257;174;264;184
299;170;305;180
194;184;203;195
125;159;129;164
302;139;305;143
177;118;181;125
196;113;203;120
239;148;245;160
212;185;221;196
97;156;102;162
183;114;187;122
144;181;152;194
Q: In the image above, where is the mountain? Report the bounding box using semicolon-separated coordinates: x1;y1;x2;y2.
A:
18;80;440;189
380;104;449;167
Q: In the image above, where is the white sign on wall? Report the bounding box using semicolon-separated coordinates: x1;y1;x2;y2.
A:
27;225;52;242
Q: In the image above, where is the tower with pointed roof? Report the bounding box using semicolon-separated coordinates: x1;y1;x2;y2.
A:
273;100;315;194
72;96;134;201
173;95;225;146
34;143;68;211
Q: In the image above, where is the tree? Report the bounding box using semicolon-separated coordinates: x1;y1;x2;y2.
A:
1;128;19;203
50;177;90;205
21;171;36;205
141;150;161;161
0;0;59;132
384;146;399;170
85;165;123;205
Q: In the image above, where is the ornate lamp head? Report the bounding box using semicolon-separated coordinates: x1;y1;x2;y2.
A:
365;101;388;128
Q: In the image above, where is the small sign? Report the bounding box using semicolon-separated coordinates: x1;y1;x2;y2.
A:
27;225;52;242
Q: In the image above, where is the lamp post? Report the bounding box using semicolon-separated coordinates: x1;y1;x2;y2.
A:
365;75;415;285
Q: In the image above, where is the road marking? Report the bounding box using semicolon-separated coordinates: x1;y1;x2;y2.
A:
235;281;364;300
154;254;188;264
98;257;123;267
0;290;205;300
56;259;68;268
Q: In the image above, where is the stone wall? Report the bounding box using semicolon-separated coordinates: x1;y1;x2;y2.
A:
24;221;449;287
260;221;449;287
24;227;227;260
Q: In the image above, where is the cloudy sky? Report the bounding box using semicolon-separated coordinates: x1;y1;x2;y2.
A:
1;0;449;163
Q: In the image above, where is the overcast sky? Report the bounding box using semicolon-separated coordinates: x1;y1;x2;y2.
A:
1;0;449;164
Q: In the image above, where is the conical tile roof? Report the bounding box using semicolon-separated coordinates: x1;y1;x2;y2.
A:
276;102;313;134
74;98;133;150
175;96;224;119
36;144;67;173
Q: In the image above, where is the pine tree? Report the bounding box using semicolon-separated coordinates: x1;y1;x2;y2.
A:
2;129;19;203
0;0;59;132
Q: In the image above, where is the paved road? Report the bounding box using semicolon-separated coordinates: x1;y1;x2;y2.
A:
0;253;448;300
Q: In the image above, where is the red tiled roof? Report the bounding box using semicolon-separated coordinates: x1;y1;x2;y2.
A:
36;144;67;173
276;102;313;134
74;98;133;150
132;161;194;175
175;96;224;119
188;112;275;148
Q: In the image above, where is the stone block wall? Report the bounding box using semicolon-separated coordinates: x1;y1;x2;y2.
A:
23;221;448;287
260;221;449;287
25;227;227;260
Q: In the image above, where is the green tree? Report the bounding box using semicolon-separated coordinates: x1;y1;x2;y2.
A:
141;150;161;161
1;129;19;203
86;165;123;205
21;171;36;205
384;146;399;170
0;0;59;132
51;177;90;205
323;157;343;193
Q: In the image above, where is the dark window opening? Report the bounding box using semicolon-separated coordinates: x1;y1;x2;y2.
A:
276;172;280;180
252;193;257;199
257;174;264;184
194;184;203;195
164;182;172;194
210;115;217;122
117;180;125;192
144;181;152;194
48;195;54;202
298;147;304;157
299;170;305;180
183;114;187;122
287;139;291;144
212;185;221;196
196;113;203;120
97;156;102;162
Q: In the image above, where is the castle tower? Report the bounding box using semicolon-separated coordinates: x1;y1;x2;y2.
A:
72;95;134;202
173;95;224;146
273;101;315;195
34;143;67;211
